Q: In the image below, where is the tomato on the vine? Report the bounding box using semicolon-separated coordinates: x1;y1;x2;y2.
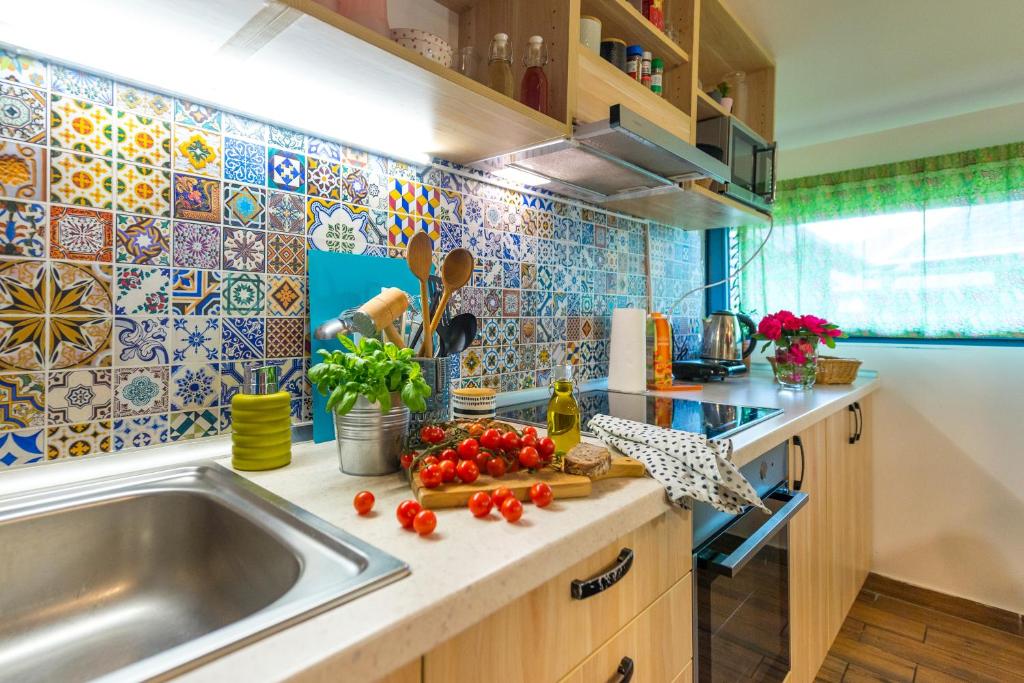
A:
500;497;523;523
491;486;514;509
467;422;485;437
420;463;443;489
530;482;553;508
475;451;492;470
400;452;415;469
413;509;437;535
479;428;502;450
537;437;556;457
456;459;479;484
353;490;375;515
486;456;507;478
518;446;540;470
521;434;538;449
522;426;538;438
439;448;458;463
422;455;440;468
456;438;479;460
468;491;493;517
439;459;457;483
396;499;422;529
419;425;445;444
500;431;521;450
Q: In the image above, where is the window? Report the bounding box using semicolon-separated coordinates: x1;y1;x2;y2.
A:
735;143;1024;340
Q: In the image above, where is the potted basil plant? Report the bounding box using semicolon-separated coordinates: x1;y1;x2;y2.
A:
308;336;431;475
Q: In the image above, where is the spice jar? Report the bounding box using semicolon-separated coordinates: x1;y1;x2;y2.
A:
651;57;664;96
625;45;643;81
641;50;652;88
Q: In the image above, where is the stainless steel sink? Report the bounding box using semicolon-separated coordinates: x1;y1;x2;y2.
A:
0;463;408;683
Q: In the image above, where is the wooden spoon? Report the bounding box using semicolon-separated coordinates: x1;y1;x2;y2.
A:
406;232;433;357
428;248;474;337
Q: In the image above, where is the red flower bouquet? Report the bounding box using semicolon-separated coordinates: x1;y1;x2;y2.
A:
753;311;844;389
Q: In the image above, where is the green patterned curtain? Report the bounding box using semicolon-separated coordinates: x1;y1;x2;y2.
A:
737;142;1024;339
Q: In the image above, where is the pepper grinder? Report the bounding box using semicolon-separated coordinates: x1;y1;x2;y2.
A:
231;364;292;471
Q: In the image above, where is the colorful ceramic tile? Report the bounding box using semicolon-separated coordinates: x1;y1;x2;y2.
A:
113;366;168;416
174;100;220;131
46;368;111;424
172;173;221;223
388;178;416;215
0;83;46;144
266;274;304;318
115;162;171;216
266;318;304;358
112;316;167;366
222;113;266;142
169;409;218;441
222;317;264;360
51;65;112;104
114;265;169;315
115;215;169;265
0;428;45;467
223;182;265;228
114;414;168;449
171;269;220;315
50;151;114;208
50;96;114;155
222;227;265;272
306;198;373;254
174;125;221;177
0;141;46;200
170;363;219;410
171;220;220;269
266;232;304;275
0;372;44;429
460;348;482;377
277;357;307;398
0;50;47;89
0;316;45;370
115;112;171;167
219;361;245;405
266;190;304;233
113;83;172;120
267;148;305;193
48;260;112;316
48;316;112;369
268;125;304;151
0;199;45;257
171;317;219;362
222;272;264;315
47;420;111;459
52;209;111;267
307;158;340;200
306;136;340;162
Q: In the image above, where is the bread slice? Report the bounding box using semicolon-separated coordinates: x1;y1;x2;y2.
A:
564;443;612;478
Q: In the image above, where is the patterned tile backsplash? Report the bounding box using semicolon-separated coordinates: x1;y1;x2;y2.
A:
0;49;703;469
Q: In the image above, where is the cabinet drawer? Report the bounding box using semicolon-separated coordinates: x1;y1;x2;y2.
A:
560;575;693;683
424;508;691;683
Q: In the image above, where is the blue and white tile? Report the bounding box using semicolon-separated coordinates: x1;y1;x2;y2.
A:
0;428;45;467
114;415;169;450
172;317;220;362
306;136;340;162
113;317;170;366
268;125;304;151
170;363;220;410
222;317;265;360
223;137;267;185
222;113;266;141
50;65;112;104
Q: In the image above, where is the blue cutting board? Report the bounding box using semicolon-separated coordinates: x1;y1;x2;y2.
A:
308;251;422;443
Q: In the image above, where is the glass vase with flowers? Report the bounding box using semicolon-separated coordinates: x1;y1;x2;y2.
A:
754;311;844;390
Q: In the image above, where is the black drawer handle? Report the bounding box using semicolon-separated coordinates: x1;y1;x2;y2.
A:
848;404;858;444
853;401;863;442
570;548;634;600
792;435;805;491
613;656;634;683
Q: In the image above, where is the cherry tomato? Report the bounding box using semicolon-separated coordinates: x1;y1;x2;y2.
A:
455;459;479;484
353;490;375;515
522;426;538;438
500;431;521;450
420;463;443;489
486;456;507;478
530;482;553;508
518;446;540;470
396;499;422;529
508;459;521;473
500;496;523;523
419;425;445;444
456;438;479;460
479;428;502;450
412;509;437;535
439;448;458;463
400;452;415;469
537;437;556;457
475;451;492;470
491;485;514;509
422;455;440;468
467;423;485;437
439;459;457;483
521;434;538;449
468;491;493;517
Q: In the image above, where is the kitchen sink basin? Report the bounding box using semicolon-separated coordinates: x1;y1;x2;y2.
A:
0;464;408;683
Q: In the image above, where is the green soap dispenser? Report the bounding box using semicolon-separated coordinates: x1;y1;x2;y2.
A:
231;364;292;471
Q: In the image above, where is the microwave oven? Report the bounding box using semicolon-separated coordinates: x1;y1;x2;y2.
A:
696;116;776;213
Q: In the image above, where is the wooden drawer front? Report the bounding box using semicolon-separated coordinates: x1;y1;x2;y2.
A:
560;575;693;683
424;508;691;683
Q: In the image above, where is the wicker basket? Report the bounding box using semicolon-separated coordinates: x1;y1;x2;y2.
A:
767;355;862;385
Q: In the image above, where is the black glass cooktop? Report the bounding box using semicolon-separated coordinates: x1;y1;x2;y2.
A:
495;390;782;440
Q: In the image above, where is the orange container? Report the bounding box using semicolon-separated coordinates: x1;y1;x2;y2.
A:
646;312;674;390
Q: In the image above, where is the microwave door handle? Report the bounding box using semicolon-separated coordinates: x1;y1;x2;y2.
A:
752;143;777;204
704;490;808;578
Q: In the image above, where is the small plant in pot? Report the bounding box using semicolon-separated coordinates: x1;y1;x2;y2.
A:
308;336;431;475
715;81;733;113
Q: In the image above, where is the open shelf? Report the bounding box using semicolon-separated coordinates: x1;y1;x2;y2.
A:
580;0;690;69
695;89;730;121
697;0;773;84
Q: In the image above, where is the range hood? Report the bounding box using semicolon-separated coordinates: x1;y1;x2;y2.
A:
472;105;731;205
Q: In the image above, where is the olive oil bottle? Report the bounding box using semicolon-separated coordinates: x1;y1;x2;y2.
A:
546;364;581;469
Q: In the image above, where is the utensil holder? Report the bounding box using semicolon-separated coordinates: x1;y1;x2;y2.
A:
333;394;409;475
409;356;453;435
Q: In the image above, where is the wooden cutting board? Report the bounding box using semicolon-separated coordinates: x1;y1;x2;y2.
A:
412;455;646;509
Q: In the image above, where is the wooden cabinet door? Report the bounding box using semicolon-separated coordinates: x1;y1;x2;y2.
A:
787;419;830;683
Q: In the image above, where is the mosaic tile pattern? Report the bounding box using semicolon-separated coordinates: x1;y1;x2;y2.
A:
0;50;702;469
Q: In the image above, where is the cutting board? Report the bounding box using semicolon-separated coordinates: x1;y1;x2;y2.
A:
308;251;422;444
412;455;646;509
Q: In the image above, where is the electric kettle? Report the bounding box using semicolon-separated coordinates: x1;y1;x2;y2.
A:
701;310;756;362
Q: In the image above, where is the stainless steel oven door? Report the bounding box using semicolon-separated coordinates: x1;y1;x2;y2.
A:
693;488;808;683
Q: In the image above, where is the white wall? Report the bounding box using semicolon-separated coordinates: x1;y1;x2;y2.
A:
844;343;1024;613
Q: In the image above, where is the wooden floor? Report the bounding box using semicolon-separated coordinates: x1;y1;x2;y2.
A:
816;574;1024;682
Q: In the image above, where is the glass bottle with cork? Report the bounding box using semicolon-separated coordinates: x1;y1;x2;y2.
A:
519;35;549;114
546;364;580;469
487;33;514;98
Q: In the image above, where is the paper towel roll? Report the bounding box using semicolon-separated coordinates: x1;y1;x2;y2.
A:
608;308;648;393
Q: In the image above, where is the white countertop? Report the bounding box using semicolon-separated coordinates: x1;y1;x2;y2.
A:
0;367;878;681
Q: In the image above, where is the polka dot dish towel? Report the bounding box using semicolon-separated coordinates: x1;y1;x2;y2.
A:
588;413;767;515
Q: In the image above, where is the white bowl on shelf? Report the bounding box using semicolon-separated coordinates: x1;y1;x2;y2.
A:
390;28;453;68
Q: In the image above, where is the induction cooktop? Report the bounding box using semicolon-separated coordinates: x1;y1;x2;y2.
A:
494;390;782;440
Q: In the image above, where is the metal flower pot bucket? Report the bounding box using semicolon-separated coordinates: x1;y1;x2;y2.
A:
408;356;453;437
333;393;409;476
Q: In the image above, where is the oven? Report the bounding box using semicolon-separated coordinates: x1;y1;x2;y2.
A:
696;116;776;213
692;442;807;682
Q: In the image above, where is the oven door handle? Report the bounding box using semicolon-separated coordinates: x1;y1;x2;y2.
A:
704;490;808;578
